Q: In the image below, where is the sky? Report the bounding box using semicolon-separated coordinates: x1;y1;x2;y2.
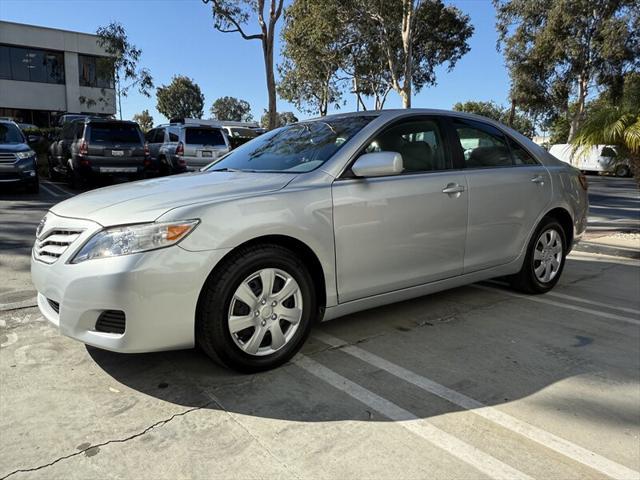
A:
0;0;512;124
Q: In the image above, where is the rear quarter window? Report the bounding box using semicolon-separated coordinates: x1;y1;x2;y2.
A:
185;128;226;146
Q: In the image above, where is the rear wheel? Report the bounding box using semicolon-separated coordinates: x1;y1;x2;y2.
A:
196;244;317;372
510;217;567;294
615;164;630;178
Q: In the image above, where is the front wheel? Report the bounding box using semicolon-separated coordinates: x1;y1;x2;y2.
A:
196;244;317;373
510;217;567;294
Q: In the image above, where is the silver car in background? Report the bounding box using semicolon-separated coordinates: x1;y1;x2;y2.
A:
31;109;588;372
146;119;231;174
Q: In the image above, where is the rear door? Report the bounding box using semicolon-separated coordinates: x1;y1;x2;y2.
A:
450;117;552;273
332;116;468;303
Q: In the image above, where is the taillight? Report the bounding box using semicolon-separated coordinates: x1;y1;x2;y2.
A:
178;158;186;166
79;140;88;156
175;142;184;156
144;142;150;157
578;172;588;190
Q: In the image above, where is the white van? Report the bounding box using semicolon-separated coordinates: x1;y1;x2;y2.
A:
549;144;631;177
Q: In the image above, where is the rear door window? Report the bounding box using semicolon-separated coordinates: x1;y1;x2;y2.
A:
89;123;141;144
452;119;512;168
185;128;226;146
508;138;539;165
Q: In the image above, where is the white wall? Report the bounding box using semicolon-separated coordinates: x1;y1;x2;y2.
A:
0;21;116;115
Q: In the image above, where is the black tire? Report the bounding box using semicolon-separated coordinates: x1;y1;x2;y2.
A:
510;217;567;294
66;160;84;189
196;244;317;373
47;157;62;182
158;156;171;176
615;164;630;178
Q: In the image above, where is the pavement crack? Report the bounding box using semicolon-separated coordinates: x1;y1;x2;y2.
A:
0;404;211;480
201;390;302;480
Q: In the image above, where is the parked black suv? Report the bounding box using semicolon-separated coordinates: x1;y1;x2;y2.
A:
50;118;151;187
0;120;39;193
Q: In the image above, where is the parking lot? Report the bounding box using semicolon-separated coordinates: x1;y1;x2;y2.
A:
1;175;639;479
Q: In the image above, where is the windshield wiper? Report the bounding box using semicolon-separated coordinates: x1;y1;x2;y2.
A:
209;167;245;172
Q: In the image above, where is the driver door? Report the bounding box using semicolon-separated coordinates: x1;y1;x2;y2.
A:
332;117;468;303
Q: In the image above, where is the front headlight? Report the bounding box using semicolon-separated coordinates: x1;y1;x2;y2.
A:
71;220;199;263
16;150;36;160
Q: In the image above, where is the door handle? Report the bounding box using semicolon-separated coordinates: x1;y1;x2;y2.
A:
442;183;465;194
531;175;545;185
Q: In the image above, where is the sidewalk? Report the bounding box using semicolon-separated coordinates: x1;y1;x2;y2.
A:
575;231;640;259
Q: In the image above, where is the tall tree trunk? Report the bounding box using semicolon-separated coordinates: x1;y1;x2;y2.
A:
400;0;414;109
508;97;516;127
568;74;588;142
263;35;277;130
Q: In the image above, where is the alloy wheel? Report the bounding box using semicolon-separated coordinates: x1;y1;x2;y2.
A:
533;228;563;283
227;268;303;356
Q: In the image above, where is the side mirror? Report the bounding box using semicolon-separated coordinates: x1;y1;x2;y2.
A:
351;151;403;178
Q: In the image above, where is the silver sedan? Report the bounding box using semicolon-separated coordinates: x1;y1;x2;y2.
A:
31;109;589;372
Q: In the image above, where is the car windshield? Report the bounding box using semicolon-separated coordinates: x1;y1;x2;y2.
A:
185;128;226;146
206;116;372;173
0;123;25;144
89;123;141;144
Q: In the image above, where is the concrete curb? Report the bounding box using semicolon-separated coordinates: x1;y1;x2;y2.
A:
574;241;640;260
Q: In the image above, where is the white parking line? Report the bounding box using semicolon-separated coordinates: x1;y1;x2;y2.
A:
41;180;73;197
312;332;640;480
547;291;640;315
294;354;533;480
39;182;63;198
473;284;640;327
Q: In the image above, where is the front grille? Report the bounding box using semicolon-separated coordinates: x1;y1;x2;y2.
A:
95;310;126;334
34;229;84;264
0;152;16;164
47;298;60;314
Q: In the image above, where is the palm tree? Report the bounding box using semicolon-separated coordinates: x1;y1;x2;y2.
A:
572;74;640;182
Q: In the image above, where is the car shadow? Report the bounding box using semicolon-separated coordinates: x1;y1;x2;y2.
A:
86;257;640;425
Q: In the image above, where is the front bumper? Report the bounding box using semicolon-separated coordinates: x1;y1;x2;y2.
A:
31;218;231;353
0;156;38;184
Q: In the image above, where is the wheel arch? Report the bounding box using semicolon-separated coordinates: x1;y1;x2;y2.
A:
544;207;574;250
199;234;327;319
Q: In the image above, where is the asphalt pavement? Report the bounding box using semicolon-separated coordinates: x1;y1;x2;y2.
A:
0;174;639;479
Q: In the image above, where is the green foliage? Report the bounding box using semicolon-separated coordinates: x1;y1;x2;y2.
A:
210;96;253;121
156;76;205;120
355;0;474;107
452;100;535;137
494;0;639;138
572;72;640;178
277;0;473;112
202;0;284;130
132;110;154;132
260;111;298;129
96;22;154;118
22;128;61;154
278;0;345;116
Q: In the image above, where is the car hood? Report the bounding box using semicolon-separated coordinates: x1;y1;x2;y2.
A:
0;143;30;153
50;171;296;226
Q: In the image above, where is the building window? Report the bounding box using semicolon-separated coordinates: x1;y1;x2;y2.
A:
0;44;65;84
78;54;114;89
